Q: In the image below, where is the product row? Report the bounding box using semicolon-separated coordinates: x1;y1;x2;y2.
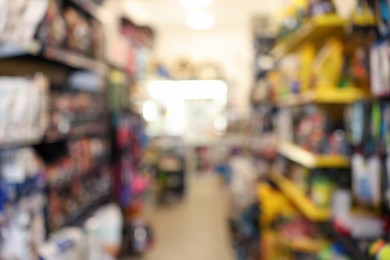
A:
255;34;373;102
0;0;104;59
345;101;390;156
47;91;107;139
0;76;48;146
276;105;347;156
0;137;111;232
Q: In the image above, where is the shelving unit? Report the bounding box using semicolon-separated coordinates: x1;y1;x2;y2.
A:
253;1;383;258
270;14;345;60
271;174;330;221
276;87;369;107
0;2;120;256
277;142;349;169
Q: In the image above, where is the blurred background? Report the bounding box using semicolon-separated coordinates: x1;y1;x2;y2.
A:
0;0;388;259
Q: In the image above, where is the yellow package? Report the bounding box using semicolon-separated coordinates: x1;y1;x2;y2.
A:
299;43;316;92
312;38;344;88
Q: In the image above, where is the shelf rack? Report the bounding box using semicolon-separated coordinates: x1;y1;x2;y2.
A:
271;174;330;221
58;192;112;230
270;14;345;60
0;40;107;73
277;141;349;169
276;87;370;107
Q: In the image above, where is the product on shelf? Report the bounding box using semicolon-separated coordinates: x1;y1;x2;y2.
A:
43;137;111;231
317;243;350;260
38;227;86;260
0;76;48;146
292;105;347;155
84;204;123;258
352;154;381;209
0;147;46;260
1;0;105;60
311;175;335;209
313;38;344;88
112;111;150;209
370;39;390;97
369;239;390;259
375;0;390;36
343;101;390;211
122;219;153;255
47;91;107;141
37;0;66;46
306;0;336;18
63;6;92;55
119;18;154;77
352;0;376;26
0;0;48;44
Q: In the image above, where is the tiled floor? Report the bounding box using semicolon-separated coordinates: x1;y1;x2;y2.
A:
144;175;234;260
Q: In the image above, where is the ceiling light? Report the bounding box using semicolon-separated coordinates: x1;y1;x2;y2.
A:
180;0;213;10
186;12;215;31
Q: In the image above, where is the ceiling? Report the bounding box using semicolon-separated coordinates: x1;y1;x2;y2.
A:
121;0;291;30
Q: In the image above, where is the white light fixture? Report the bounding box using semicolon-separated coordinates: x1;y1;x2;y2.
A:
142;100;158;122
186;12;215;31
180;0;213;10
147;80;227;103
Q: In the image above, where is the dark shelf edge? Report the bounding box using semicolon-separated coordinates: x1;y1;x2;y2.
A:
0;40;108;73
56;192;114;230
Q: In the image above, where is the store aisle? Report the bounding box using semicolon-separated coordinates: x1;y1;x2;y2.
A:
144;174;234;260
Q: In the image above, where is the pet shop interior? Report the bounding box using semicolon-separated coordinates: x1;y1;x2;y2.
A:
1;0;390;259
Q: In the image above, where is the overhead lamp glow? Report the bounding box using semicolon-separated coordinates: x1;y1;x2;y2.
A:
147;80;227;102
186;12;215;31
180;0;213;10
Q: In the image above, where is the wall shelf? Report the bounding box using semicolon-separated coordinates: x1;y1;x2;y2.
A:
276;87;369;107
277;141;349;169
270;14;345;60
271;174;330;221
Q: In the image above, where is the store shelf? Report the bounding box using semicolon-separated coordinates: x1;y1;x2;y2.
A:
277;142;349;169
283;236;326;253
0;40;107;73
271;174;330;221
0;41;41;58
48;155;110;190
276;87;369;107
43;46;107;73
0;138;42;150
270;14;345;60
58;192;112;229
45;122;109;143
